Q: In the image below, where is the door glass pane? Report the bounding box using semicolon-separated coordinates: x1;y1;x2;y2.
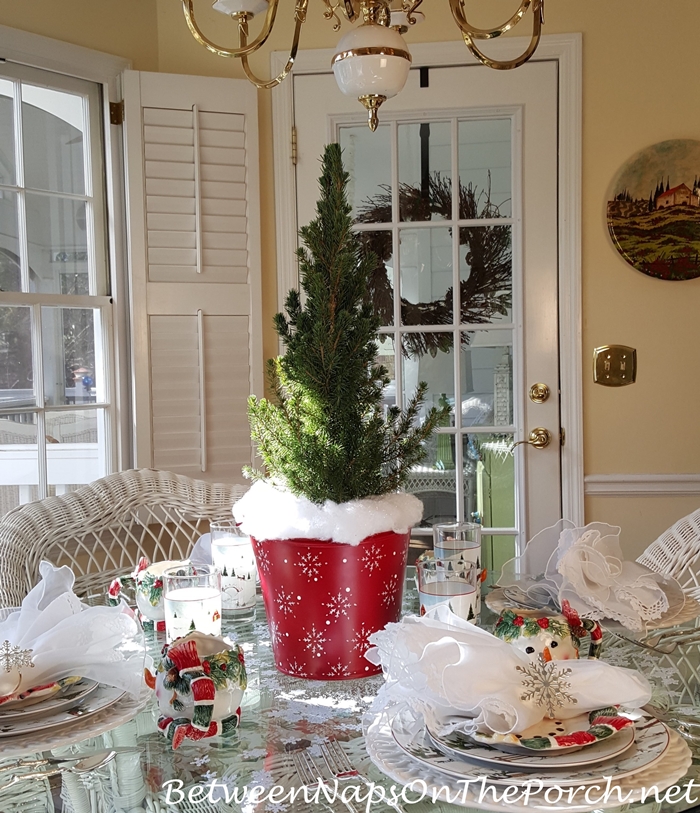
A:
461;336;513;427
0;305;34;407
400;227;452;326
26;193;89;294
22;84;86;195
360;230;394;326
465;433;515;528
459;119;511;218
47;408;105;490
399;121;451;222
0;412;37;518
0;78;15;187
481;534;517;592
403;332;454;424
340;124;391;221
406;437;458;529
0;191;21;291
460;225;512;324
41;306;99;406
377;334;396;411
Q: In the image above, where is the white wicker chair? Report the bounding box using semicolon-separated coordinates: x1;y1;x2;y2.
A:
0;469;248;607
637;506;700;592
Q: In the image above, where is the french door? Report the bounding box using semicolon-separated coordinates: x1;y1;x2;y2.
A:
291;59;561;578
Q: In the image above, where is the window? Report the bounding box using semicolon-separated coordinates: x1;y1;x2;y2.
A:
0;62;113;516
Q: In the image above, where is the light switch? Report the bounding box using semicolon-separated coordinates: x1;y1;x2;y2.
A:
593;345;637;386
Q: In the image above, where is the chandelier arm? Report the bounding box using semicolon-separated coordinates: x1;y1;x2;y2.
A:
451;0;539;41
182;0;281;58
238;3;307;90
450;0;543;69
401;0;424;26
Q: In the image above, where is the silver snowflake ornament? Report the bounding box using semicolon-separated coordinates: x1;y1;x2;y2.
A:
516;654;577;718
0;640;35;673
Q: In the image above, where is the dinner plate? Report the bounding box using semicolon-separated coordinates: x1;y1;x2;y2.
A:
370;706;691;812
468;708;634;753
427;723;636;769
0;678;98;722
0;684;124;738
390;708;671;787
0;675;88;710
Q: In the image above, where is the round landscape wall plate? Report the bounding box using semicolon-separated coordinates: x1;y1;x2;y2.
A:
607;139;700;280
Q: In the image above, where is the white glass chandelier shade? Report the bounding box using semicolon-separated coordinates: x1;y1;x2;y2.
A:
213;0;268;18
332;23;411;130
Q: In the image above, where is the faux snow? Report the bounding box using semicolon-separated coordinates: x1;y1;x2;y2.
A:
232;480;423;546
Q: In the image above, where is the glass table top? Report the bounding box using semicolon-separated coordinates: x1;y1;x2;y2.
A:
1;571;699;813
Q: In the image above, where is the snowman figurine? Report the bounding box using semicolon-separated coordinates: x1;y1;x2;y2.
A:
494;602;602;661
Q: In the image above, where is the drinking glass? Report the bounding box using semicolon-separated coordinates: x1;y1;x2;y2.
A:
210;520;257;621
163;564;222;643
433;522;483;616
416;555;479;624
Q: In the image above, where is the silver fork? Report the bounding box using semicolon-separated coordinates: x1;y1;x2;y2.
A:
0;750;120;794
319;738;408;813
615;625;700;654
291;748;359;813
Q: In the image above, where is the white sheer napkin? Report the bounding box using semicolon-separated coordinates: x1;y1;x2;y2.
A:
0;562;143;698
366;606;651;738
497;520;685;631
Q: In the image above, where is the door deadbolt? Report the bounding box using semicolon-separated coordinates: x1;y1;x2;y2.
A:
529;383;550;403
512;428;552;450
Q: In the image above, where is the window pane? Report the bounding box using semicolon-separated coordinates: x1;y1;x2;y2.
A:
340;124;391;221
360;230;394;326
465;434;515;529
459;225;512;324
0;305;34;407
0;412;38;518
400;227;453;326
42;306;100;406
22;84;85;195
461;336;513;427
403;332;454;424
0;191;21;292
47;408;105;489
458;119;511;218
26;193;89;294
0;78;15;187
399;121;451;221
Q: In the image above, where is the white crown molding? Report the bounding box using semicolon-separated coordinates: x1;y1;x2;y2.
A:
0;25;130;85
585;474;700;496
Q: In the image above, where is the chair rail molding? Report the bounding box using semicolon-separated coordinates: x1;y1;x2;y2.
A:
585;474;700;496
271;32;584;526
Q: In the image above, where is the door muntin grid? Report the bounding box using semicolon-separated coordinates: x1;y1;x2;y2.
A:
340;114;518;547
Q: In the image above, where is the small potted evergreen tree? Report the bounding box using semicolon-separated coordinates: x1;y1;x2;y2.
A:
234;144;447;679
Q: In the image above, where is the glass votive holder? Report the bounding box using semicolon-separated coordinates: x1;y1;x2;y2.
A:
416;555;479;624
163;564;222;643
210;520;257;621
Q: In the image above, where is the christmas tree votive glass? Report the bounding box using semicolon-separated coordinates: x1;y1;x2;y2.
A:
163;564;222;643
417;555;478;624
210;520;257;621
433;522;483;616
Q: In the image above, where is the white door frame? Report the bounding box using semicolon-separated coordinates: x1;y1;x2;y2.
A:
270;33;583;527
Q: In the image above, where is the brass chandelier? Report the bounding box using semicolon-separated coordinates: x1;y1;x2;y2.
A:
183;0;544;130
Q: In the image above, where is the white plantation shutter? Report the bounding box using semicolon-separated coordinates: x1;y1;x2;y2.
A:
123;71;262;483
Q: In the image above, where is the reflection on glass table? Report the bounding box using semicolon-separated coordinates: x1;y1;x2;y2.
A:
2;571;700;813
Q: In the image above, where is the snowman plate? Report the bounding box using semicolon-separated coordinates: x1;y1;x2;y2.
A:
468;707;634;753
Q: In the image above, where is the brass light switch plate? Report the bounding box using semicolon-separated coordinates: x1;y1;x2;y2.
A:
593;345;637;386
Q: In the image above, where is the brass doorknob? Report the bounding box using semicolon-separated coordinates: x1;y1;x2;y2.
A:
512;428;552;450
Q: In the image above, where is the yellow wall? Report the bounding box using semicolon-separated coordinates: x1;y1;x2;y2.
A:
4;0;700;556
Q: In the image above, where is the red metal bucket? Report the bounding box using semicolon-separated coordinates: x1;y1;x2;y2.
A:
252;531;409;680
